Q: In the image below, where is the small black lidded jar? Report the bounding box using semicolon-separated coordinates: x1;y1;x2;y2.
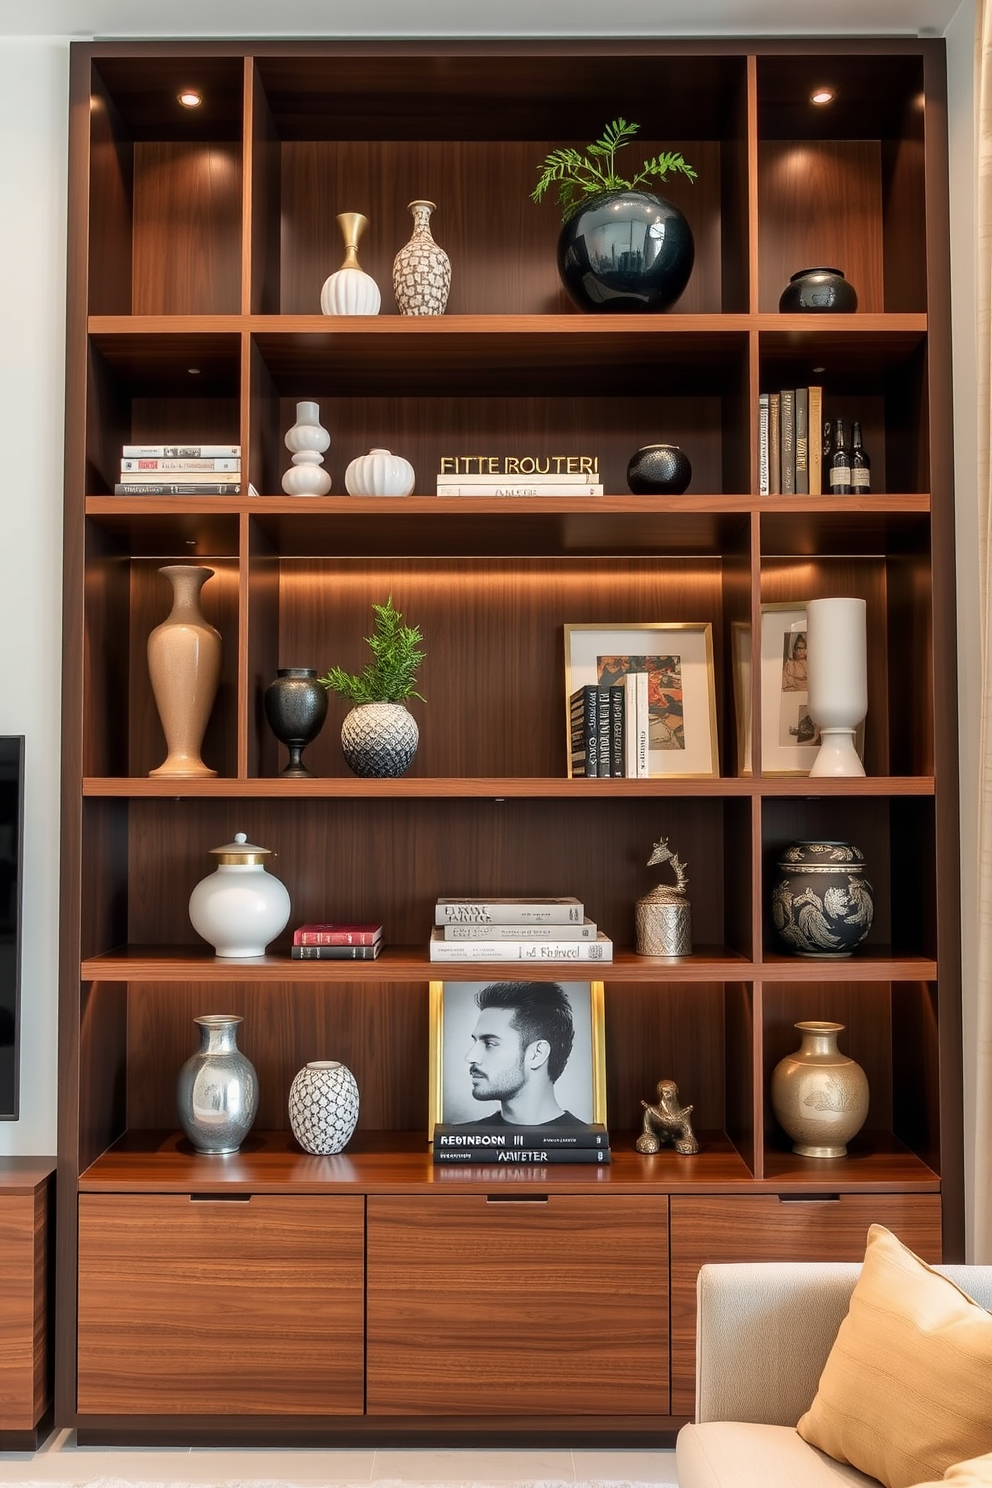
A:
779;267;858;314
627;444;692;495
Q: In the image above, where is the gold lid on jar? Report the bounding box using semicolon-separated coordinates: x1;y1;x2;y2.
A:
208;831;273;865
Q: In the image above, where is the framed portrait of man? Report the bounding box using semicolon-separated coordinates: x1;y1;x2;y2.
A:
427;979;606;1140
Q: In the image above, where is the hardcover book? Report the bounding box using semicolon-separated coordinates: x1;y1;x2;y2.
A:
121;444;241;457
114;483;242;495
758;392;770;496
569;684;600;776
121;457;241;472
436;483;603;497
293;922;383;945
433;1121;610;1148
780;389;796;495
808;386;823;495
433;1146;611;1164
768;392;782;495
291;943;382;959
442;917;597;940
795;386;809;495
429;928;612;961
434;896;584;925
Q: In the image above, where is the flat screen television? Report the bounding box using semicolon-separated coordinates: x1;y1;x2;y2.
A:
0;737;24;1118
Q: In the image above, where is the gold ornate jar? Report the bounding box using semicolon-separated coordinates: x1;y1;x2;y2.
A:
770;1020;869;1158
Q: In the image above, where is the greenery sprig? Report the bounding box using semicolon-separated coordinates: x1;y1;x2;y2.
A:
531;118;697;222
319;596;426;706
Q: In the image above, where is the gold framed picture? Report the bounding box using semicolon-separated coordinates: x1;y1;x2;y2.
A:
428;979;606;1141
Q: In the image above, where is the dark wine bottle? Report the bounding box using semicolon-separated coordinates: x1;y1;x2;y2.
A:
851;421;871;493
828;418;852;496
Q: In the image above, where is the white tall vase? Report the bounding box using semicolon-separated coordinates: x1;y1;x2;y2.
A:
282;400;332;496
806;597;867;777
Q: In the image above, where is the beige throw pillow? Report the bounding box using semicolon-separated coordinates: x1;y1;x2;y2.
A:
909;1453;992;1487
796;1224;992;1488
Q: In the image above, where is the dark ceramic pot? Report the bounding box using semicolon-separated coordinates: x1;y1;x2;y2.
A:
627;444;692;495
771;840;874;958
557;190;694;314
779;267;858;313
264;667;328;778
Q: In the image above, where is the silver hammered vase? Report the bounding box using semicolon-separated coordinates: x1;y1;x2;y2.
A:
177;1014;258;1154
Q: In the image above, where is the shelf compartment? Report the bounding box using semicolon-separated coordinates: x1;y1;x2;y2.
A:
87;56;245;317
759;502;930;559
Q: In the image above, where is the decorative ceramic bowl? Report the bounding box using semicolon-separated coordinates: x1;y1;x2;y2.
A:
778;267;858;313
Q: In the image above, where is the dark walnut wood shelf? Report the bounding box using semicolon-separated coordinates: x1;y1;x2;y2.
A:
81;775;935;798
77;1128;936;1195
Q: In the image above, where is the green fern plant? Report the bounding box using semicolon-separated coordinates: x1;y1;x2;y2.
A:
531;118;696;222
319;596;425;706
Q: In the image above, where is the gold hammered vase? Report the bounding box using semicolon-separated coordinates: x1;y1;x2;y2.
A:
770;1020;869;1158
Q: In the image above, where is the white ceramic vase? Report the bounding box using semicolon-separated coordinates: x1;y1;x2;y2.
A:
188;831;291;957
344;447;416;497
147;564;222;778
320;211;381;316
288;1061;360;1155
392;200;450;316
282;400;332;497
806;597;867;777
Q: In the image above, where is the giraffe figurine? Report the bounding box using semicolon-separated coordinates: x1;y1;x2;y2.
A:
635;836;692;955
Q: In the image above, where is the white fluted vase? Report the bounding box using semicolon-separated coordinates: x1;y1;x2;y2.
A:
806;597;867;777
344;448;415;496
320;211;381;315
392;200;450;315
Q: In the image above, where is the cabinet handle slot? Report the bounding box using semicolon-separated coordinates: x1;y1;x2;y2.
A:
777;1194;840;1203
486;1194;550;1203
189;1193;252;1202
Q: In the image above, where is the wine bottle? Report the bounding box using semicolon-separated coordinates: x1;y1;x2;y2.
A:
828;418;852;496
850;421;871;493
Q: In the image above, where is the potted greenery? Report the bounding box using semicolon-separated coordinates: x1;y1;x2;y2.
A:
531;118;697;313
319;595;425;777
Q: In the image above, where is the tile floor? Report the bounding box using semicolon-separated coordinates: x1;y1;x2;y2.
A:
0;1429;679;1485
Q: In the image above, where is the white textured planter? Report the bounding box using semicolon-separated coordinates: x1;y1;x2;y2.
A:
344;448;415;497
288;1061;360;1155
340;702;419;778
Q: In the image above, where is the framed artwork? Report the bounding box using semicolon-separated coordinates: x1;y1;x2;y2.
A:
760;604;819;775
563;622;718;777
428;979;606;1140
731;620;752;777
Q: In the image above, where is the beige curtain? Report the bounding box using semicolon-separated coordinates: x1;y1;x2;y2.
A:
976;0;992;1259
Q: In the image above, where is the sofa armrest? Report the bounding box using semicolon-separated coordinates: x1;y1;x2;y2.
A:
695;1262;862;1426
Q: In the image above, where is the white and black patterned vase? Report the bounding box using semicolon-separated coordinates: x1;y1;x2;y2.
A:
392;199;450;316
340;702;419;777
288;1061;360;1155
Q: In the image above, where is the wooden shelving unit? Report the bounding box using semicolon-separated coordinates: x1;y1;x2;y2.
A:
59;36;961;1444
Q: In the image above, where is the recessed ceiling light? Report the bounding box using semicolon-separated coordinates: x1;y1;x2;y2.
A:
810;87;836;106
178;89;202;108
188;367;201;375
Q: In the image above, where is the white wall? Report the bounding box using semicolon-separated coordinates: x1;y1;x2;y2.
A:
0;19;983;1262
0;38;68;1156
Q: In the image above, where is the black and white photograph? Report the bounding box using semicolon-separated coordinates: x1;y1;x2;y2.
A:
428;979;606;1137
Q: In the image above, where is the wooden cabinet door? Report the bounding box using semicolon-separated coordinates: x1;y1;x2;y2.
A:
669;1193;942;1416
78;1194;364;1415
0;1189;47;1432
366;1193;668;1415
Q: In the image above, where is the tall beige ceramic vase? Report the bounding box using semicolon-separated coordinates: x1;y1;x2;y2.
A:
147;564;222;778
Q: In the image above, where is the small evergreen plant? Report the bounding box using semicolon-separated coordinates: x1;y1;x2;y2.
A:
319;596;425;706
531;118;696;222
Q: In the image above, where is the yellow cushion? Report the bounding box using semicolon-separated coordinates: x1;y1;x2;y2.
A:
909;1454;992;1487
796;1224;992;1488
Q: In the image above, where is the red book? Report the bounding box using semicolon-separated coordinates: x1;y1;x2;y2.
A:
293;922;383;946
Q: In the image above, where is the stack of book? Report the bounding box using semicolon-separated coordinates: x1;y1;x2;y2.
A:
757;388;823;496
435;457;602;497
432;1121;611;1166
115;443;242;496
290;922;383;960
429;896;612;962
570;679;648;777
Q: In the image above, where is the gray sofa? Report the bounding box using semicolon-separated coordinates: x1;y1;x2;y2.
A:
675;1260;992;1488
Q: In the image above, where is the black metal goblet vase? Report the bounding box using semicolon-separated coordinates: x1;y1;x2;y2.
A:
264;668;328;778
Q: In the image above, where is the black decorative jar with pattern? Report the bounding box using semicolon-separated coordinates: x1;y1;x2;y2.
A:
557;190;694;313
264;667;328;778
771;841;874;958
627;444;692;495
778;267;858;313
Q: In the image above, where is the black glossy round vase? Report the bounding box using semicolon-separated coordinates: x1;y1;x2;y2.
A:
627;444;692;495
264;668;328;778
771;840;874;958
778;267;858;314
557;190;695;314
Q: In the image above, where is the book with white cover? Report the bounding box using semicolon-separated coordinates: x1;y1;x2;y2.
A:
436;484;603;497
443;918;598;941
121;444;241;457
435;896;584;925
429;928;613;962
635;670;650;777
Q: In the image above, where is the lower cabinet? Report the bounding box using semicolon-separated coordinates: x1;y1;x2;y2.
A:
0;1168;51;1444
77;1194;365;1415
366;1194;669;1415
668;1193;943;1416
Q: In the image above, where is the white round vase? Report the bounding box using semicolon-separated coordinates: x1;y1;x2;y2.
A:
282;400;332;496
188;831;291;957
288;1061;360;1154
344;448;416;497
320;211;381;316
806;597;867;777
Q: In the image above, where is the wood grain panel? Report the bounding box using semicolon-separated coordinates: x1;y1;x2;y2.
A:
669;1191;942;1415
87;64;133;316
133;142;242;315
77;1193;363;1415
758;141;884;314
0;1188;48;1430
605;984;733;1140
367;1194;668;1414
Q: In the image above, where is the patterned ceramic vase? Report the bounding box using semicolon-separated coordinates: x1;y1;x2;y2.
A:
771;840;874;958
177;1014;258;1155
770;1021;869;1157
288;1061;360;1155
147;564;222;778
392;200;450;316
340;702;419;777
